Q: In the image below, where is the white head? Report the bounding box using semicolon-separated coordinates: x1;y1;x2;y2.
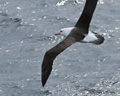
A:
55;27;74;37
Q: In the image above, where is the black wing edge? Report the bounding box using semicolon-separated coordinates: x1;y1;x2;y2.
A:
75;0;98;29
41;36;77;87
41;51;54;87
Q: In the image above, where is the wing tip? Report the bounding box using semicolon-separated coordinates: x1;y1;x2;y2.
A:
42;81;46;87
41;73;47;87
41;67;52;87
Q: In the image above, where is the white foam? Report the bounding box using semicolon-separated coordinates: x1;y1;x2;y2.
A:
98;0;104;4
56;0;68;6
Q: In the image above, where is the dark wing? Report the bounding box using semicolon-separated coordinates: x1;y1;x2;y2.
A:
75;0;98;30
41;36;77;86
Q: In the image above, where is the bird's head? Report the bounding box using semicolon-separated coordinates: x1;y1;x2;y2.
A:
54;27;74;37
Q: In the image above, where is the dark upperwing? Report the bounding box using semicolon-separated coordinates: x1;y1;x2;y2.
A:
41;0;99;87
41;36;76;86
75;0;98;32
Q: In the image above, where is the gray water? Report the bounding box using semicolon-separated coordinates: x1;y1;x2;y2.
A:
0;0;120;96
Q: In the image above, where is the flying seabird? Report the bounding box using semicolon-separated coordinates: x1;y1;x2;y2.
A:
41;0;104;87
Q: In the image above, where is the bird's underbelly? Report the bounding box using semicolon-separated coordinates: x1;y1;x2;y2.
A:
80;31;98;43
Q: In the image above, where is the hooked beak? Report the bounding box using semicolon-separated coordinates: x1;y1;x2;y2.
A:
54;32;60;36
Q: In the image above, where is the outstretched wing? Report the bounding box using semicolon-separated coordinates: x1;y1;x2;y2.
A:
75;0;98;30
41;36;77;86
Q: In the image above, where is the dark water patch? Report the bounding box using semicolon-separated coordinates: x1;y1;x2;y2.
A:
0;18;21;27
0;12;8;16
38;90;52;96
0;12;21;26
0;13;9;24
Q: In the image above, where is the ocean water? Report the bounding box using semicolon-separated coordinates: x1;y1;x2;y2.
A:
0;0;120;96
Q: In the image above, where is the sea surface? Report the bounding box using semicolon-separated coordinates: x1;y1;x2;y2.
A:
0;0;120;96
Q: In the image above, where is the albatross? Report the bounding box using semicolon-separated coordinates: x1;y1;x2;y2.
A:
41;0;104;87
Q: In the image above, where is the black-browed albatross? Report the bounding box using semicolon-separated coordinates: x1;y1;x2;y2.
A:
41;0;104;87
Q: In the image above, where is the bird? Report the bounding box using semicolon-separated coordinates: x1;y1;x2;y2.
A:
41;0;104;87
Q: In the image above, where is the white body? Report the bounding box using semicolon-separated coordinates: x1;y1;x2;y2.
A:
60;27;98;43
82;31;98;43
